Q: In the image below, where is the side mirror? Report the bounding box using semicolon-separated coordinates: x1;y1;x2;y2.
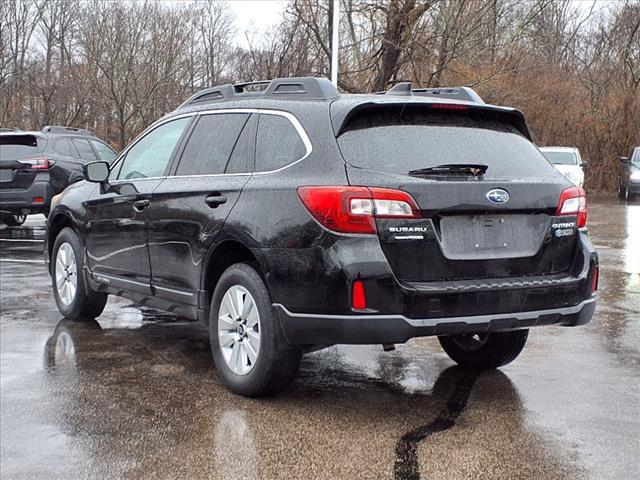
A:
580;160;588;167
620;156;630;163
83;161;109;183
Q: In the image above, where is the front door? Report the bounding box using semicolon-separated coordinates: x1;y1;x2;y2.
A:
84;117;192;294
148;112;257;304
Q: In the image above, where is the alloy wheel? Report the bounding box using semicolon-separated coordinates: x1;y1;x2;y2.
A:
55;242;77;306
218;285;261;375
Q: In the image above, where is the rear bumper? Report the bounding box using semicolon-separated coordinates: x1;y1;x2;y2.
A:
0;181;53;214
275;297;596;344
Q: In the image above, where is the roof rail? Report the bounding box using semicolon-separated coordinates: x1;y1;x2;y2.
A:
42;125;95;136
178;77;340;109
0;127;22;133
378;83;484;103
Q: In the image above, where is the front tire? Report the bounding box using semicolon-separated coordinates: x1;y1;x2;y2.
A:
52;227;108;320
209;263;302;396
438;330;529;369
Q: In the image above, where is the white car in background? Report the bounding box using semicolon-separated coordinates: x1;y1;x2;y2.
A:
540;146;586;187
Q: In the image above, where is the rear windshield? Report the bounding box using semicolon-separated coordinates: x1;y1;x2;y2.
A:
0;134;46;161
337;109;558;179
541;150;577;165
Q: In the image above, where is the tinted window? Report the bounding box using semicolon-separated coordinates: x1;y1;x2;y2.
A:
541;151;577;165
54;138;74;157
338;109;558;179
255;114;306;172
175;113;248;176
90;139;117;163
71;138;97;161
0;135;46;160
226;114;258;174
116;117;190;180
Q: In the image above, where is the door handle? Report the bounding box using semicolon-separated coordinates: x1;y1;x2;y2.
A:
132;199;150;212
205;194;227;208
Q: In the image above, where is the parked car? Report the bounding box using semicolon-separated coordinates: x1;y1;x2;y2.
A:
540;146;586;187
619;146;640;201
0;126;117;226
45;77;598;396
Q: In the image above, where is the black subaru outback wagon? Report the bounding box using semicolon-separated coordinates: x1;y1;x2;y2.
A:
45;77;598;396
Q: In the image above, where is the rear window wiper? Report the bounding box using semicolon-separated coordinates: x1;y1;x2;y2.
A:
408;163;488;176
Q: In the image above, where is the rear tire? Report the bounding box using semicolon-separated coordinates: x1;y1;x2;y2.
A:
209;263;302;396
438;330;528;369
52;227;108;320
618;183;627;199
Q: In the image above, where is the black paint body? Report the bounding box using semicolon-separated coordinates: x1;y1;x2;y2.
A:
45;87;598;346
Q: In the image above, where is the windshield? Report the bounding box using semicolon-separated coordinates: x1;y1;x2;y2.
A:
0;134;46;161
337;109;558;179
541;151;578;165
632;147;640;164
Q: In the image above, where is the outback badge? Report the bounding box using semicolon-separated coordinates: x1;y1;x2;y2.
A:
486;188;510;204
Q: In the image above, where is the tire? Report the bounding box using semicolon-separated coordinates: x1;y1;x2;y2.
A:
618;183;627;199
3;214;27;227
52;227;108;320
438;330;529;369
209;263;302;396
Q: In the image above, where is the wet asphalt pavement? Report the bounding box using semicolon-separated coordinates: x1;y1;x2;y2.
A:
1;196;638;480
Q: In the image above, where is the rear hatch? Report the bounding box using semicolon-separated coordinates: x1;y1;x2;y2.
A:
0;134;47;190
335;103;577;283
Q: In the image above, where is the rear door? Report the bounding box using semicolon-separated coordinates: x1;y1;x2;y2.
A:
84;117;191;293
0;134;47;193
336;105;575;283
147;112;256;303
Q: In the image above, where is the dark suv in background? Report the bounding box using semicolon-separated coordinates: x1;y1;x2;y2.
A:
45;77;598;396
619;146;640;201
0;126;116;225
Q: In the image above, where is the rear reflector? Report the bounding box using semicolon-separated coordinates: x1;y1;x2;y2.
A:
556;186;587;228
352;280;367;310
591;267;599;294
33;196;45;204
297;186;421;234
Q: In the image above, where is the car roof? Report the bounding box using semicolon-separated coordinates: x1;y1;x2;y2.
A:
166;77;532;140
540;147;579;152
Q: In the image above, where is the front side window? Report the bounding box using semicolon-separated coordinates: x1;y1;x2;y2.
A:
116;117;190;180
175;113;249;176
255;114;307;172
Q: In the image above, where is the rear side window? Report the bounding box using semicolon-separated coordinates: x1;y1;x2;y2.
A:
71;138;98;161
338;108;558;179
255;114;306;172
226;114;258;174
54;138;75;157
90;139;117;163
175;113;249;176
0;135;46;160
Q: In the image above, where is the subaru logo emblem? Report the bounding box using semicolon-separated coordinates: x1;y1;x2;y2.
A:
486;188;510;204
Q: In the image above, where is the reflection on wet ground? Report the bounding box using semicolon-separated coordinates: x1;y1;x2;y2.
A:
1;200;639;479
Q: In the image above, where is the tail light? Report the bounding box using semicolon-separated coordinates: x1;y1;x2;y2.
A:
556;186;587;228
297;186;421;234
18;157;54;170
